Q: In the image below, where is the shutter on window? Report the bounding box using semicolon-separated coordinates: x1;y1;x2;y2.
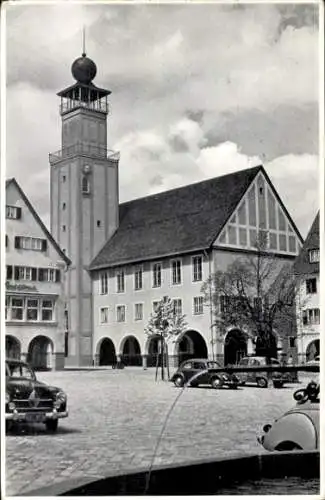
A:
42;239;47;252
32;268;37;281
14;236;20;248
5;235;8;247
16;207;22;219
56;270;61;282
38;268;44;281
14;266;20;280
6;265;13;280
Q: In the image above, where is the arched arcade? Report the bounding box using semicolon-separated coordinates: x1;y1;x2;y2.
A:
27;336;54;371
6;335;21;360
120;335;142;366
96;337;117;366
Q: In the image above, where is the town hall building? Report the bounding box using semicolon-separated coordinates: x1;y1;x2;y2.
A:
48;50;304;369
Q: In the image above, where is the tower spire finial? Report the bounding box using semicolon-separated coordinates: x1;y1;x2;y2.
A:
82;25;86;57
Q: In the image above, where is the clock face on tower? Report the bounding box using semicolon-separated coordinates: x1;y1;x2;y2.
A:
83;164;91;174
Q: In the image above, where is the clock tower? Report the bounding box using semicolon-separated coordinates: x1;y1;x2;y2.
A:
49;51;119;366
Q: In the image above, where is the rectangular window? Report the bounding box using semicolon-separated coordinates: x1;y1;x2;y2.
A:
173;299;182;316
41;300;54;321
269;232;277;250
248;184;256;226
192;256;203;282
134;303;143;321
16;236;46;251
100;307;109;324
288;235;296;253
220;295;230;314
237;201;246;225
116;269;125;293
239;228;247;247
27;299;38;321
309;249;320;263
100;271;108;295
116;305;126;322
134;266;143;290
289;337;296;348
303;308;320;325
267;190;277;230
193;296;204;315
228;225;237;245
152;263;162;288
6;205;21;219
306;278;317;294
278;208;286;231
11;298;24;320
153;301;160;313
171;259;182;285
279;234;287;252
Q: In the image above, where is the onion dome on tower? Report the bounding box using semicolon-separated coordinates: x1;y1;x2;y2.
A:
71;52;97;84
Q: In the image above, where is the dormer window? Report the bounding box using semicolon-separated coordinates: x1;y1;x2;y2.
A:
82;175;90;194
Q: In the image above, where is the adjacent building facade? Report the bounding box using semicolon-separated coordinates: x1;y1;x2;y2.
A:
5;178;70;370
294;212;320;363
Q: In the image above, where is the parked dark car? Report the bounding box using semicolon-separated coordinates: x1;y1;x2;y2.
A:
6;358;68;432
170;358;239;389
236;356;288;388
257;380;320;451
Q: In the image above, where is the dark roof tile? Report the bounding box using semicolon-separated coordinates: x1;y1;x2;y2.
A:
90;166;262;270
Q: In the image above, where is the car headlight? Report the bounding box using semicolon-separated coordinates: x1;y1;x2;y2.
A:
54;391;67;408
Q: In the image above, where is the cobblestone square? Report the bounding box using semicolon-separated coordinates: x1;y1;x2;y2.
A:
6;368;307;496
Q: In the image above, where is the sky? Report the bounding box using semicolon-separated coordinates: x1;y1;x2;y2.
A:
5;1;320;238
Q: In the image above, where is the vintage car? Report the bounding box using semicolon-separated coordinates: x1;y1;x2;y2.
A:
236;356;287;388
170;358;239;389
6;358;68;432
257;380;320;451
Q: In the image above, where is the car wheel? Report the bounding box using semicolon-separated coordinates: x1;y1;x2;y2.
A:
173;375;185;388
211;376;224;389
257;377;268;388
46;419;58;432
273;381;283;389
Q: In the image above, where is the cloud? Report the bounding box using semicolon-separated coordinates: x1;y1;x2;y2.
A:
5;3;319;239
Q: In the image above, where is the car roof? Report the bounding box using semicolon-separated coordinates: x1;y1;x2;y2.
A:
182;358;218;363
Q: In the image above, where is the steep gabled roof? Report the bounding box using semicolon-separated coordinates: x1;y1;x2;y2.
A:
6;178;71;266
294;211;319;275
90;166;264;270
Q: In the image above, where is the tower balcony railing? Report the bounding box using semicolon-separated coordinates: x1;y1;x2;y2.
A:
60;99;109;115
49;143;120;164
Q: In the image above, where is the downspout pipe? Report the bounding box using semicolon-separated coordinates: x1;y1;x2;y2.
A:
203;248;215;361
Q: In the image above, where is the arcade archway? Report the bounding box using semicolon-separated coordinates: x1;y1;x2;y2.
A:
176;330;208;365
27;336;54;370
306;339;319;362
120;336;142;366
224;329;247;366
6;335;21;360
98;338;117;366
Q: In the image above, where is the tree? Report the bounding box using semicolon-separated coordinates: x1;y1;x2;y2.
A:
145;296;188;380
201;232;302;362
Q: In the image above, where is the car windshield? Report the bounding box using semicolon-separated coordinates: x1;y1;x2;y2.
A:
7;363;35;380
